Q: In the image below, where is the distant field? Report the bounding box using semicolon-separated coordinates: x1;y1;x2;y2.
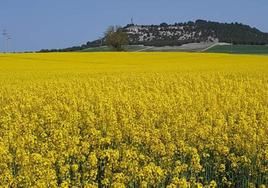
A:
80;46;115;52
81;44;268;54
206;44;268;54
80;45;148;52
81;43;214;52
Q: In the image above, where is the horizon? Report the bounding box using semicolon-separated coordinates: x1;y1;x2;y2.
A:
1;0;268;52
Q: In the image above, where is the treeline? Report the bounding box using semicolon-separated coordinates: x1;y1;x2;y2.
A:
194;20;268;45
141;39;198;47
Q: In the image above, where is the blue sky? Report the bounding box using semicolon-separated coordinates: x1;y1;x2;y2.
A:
0;0;268;52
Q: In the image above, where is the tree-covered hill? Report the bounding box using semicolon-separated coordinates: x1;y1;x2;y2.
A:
39;20;268;52
124;20;268;46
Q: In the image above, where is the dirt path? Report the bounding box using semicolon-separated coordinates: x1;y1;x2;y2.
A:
200;42;231;52
135;46;154;52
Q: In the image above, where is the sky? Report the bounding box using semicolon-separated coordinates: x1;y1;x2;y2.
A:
0;0;268;52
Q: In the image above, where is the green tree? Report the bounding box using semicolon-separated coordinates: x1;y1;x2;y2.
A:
105;26;128;51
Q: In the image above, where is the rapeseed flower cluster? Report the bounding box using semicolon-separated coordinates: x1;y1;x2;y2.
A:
0;52;267;187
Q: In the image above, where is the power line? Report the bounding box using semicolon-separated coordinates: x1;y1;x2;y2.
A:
2;29;11;53
2;29;7;53
7;35;11;53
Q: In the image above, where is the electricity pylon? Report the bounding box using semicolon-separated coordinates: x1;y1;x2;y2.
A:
2;29;11;53
2;30;7;52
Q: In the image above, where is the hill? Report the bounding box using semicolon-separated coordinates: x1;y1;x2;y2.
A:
39;20;268;52
123;20;268;47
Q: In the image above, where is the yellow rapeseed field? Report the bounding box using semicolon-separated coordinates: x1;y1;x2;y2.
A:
0;52;267;187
